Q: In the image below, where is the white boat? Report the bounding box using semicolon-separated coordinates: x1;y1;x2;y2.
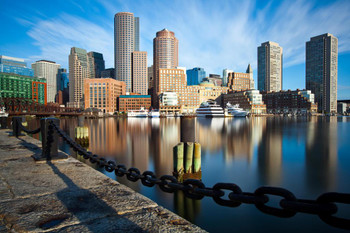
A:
0;107;8;117
226;103;249;117
196;100;225;118
148;109;160;118
127;107;148;118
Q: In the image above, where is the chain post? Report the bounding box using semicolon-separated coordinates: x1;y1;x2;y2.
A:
32;117;67;161
11;117;23;137
0;116;7;129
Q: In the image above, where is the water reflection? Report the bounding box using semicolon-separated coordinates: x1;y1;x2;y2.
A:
26;116;349;232
305;117;338;192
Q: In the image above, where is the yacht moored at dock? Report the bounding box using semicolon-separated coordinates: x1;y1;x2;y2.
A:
127;108;148;118
148;109;160;118
196;100;225;118
225;103;249;117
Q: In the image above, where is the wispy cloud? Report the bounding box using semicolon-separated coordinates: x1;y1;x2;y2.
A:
22;0;350;75
26;13;113;68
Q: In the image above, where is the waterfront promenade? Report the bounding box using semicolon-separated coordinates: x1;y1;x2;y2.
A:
0;129;205;232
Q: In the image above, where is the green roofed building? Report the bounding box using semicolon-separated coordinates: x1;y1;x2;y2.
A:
0;72;47;104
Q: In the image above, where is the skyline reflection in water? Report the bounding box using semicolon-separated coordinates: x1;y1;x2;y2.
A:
28;116;350;233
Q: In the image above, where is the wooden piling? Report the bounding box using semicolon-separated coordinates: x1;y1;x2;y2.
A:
173;143;184;174
184;142;194;173
193;143;201;173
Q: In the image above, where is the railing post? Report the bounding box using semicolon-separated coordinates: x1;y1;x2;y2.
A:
12;117;23;137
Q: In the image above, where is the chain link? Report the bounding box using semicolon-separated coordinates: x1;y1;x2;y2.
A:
49;121;350;230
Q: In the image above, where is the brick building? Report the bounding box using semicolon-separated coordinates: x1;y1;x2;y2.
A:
84;78;125;113
118;95;151;112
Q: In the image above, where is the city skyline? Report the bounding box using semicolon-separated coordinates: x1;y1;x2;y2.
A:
1;0;350;99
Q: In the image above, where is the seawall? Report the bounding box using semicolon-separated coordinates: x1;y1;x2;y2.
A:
0;129;206;232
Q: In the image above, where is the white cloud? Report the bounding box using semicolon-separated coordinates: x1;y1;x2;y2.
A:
26;13;114;68
24;0;350;76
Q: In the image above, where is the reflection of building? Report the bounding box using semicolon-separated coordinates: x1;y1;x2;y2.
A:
261;89;317;114
227;64;254;91
186;67;206;86
118;95;151;112
223;90;266;114
306;33;338;113
257;118;282;185
32;60;60;103
84;78;126;113
258;41;283;92
0;72;46;104
305;117;337;191
0;55;34;77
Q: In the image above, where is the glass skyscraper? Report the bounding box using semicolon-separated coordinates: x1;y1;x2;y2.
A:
0;55;34;77
306;33;338;113
186;67;206;85
57;68;69;91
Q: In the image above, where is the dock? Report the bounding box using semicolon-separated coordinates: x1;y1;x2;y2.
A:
0;129;206;232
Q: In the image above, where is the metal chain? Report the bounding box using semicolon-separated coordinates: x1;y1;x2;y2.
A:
50;121;350;230
16;118;41;134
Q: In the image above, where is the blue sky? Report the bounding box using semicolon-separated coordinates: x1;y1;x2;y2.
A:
1;0;350;99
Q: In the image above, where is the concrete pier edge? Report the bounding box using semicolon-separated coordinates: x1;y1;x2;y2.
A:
0;129;206;232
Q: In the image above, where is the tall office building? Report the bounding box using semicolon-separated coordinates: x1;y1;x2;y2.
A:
258;41;283;92
132;51;148;95
187;67;206;85
0;55;34;77
32;60;60;103
114;12;139;92
87;52;105;78
153;29;179;106
68;47;89;108
306;33;338;113
222;69;233;86
57;68;69;91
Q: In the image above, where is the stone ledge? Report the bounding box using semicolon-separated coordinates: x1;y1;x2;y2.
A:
0;129;206;232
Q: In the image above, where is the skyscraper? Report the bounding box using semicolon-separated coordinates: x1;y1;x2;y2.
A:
114;12;139;92
68;47;89;108
132;51;148;95
87;52;105;79
187;67;206;85
57;68;69;91
32;60;60;103
153;29;179;106
306;33;338;113
258;41;283;92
